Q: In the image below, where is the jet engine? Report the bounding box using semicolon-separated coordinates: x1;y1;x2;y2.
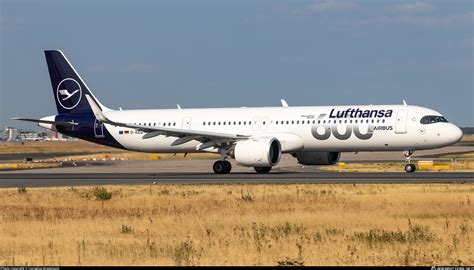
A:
234;138;281;167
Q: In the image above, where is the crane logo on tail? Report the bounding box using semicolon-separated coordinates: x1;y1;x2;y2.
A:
56;78;82;109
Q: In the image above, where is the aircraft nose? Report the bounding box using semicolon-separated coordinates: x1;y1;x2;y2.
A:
449;124;463;144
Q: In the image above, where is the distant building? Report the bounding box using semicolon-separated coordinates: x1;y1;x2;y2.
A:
3;127;17;141
0;126;79;142
17;130;39;141
44;129;64;140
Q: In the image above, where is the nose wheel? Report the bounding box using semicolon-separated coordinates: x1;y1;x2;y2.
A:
404;163;416;173
403;150;416;173
213;160;232;174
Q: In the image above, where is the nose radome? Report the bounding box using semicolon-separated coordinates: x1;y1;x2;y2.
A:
450;124;463;144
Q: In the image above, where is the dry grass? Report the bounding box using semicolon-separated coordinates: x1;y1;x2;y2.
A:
0;141;120;155
319;161;474;172
461;134;474;143
0;162;61;171
0;183;472;266
55;152;217;161
0;141;216;163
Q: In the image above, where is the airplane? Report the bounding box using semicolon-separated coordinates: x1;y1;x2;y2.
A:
14;50;463;174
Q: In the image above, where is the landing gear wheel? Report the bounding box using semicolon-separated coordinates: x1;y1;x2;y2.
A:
405;164;416;173
213;160;232;174
403;150;416;173
254;166;272;174
223;160;232;174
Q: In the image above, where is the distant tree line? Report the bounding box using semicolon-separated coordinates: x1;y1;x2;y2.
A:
461;127;474;134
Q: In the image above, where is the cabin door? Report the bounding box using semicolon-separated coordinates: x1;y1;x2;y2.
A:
395;110;408;134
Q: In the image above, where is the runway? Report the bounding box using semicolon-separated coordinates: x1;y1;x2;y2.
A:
0;172;472;188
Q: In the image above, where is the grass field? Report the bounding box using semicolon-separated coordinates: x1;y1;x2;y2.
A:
0;140;121;155
0;183;472;266
319;161;474;172
0;141;216;164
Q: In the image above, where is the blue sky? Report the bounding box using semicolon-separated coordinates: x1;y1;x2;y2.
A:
1;0;473;131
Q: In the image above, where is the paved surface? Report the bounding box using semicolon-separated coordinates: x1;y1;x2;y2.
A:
0;172;472;188
1;144;472;163
1;151;473;188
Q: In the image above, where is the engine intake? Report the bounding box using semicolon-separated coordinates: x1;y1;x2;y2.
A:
234;138;281;167
294;151;340;165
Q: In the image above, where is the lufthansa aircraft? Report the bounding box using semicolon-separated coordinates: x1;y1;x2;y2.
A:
15;50;463;174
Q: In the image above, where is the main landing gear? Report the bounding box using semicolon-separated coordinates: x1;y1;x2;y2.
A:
212;161;273;174
213;160;232;174
403;150;416;173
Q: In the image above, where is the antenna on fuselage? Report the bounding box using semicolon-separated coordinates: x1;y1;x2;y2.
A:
281;99;289;107
402;100;407;106
177;104;182;109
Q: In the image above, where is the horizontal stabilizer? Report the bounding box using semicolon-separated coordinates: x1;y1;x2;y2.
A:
12;117;78;127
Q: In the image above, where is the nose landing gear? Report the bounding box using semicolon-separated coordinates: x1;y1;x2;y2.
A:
403;150;416;173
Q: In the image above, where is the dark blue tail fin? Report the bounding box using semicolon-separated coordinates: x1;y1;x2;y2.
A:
45;50;109;115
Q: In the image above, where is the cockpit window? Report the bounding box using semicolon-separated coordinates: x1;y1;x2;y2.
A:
420;115;448;124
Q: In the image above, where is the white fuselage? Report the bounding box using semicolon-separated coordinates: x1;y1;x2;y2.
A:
98;104;462;154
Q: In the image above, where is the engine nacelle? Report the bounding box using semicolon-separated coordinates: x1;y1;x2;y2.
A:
294;151;340;165
234;138;281;167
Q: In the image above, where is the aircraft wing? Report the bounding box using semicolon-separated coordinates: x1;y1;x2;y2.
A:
85;95;250;146
12;117;79;127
